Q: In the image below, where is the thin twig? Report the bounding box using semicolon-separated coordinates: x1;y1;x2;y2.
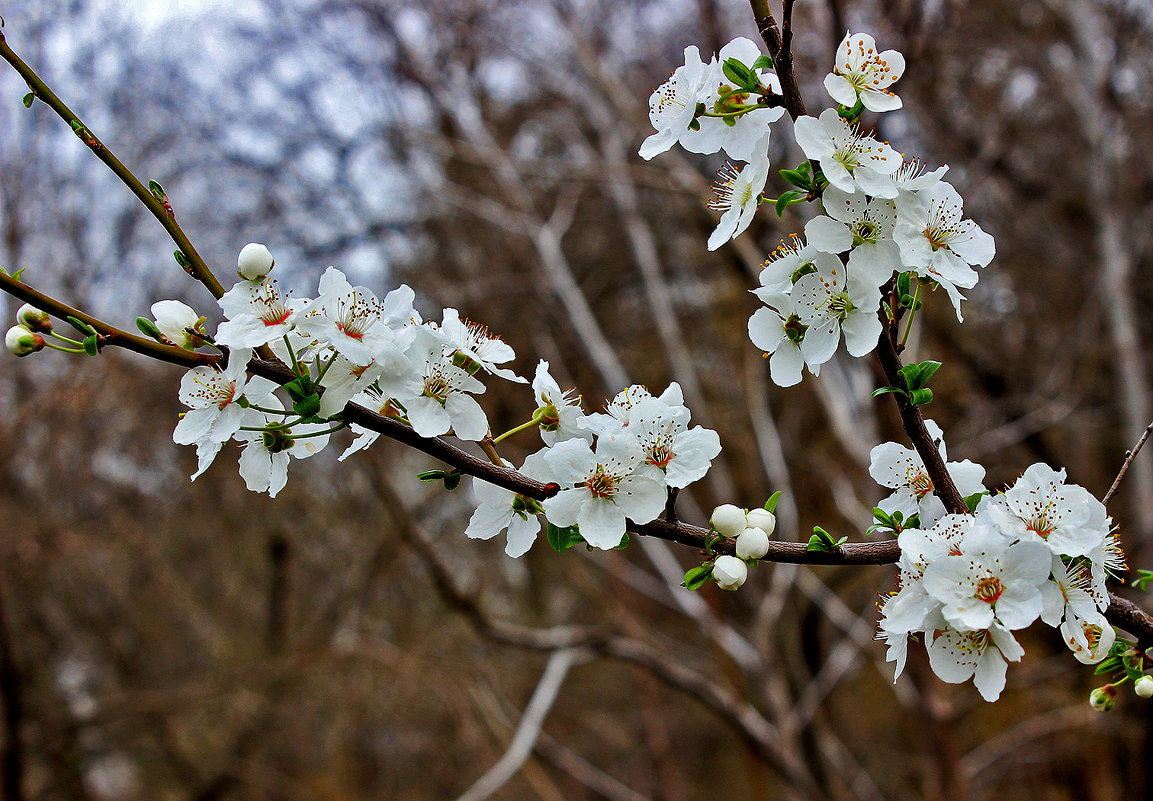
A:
454;648;585;801
0;271;219;369
1103;419;1153;506
0;36;226;300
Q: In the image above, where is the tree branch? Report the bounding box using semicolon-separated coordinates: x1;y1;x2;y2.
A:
747;0;807;119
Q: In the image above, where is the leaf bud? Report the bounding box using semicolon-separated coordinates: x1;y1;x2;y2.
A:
710;504;747;538
237;242;275;281
5;325;44;357
712;555;748;591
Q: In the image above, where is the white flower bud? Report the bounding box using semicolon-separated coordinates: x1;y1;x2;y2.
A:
710;504;747;538
1135;675;1153;699
712;555;748;591
151;300;200;348
745;507;776;536
237;242;274;280
5;325;44;357
1089;685;1116;712
16;303;51;333
735;526;770;560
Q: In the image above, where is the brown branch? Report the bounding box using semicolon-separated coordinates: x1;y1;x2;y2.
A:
0;271;219;369
0;36;226;300
748;0;807;119
874;314;969;515
1103;419;1153;507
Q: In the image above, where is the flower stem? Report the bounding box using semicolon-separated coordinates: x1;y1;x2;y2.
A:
43;342;86;354
899;283;922;347
290;422;348;439
492;411;545;444
314;351;339;384
49;331;84;346
282;334;305;376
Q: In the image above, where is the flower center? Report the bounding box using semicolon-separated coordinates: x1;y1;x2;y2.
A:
585;466;618;499
909;471;933;498
974;576;1004;605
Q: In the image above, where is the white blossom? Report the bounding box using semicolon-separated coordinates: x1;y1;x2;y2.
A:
639;46;718;160
531;360;591;446
712;555;748;591
793;108;901;197
466;450;551;558
707;149;771;251
150;300;200;349
215;277;303;349
823;32;905;112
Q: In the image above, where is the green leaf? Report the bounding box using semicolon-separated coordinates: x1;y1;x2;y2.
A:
22;92;33;108
806;534;831;552
66;315;95;336
136;317;165;341
613;532;630;550
908;388;934;406
871;386;906;399
174;250;191;268
682;563;715;591
417;470;448;482
962;492;988;512
751;54;774;71
11;267;23;281
147;179;165;198
292;393;322;420
443;472;462;491
912;360;942;387
82;334;99;356
1131;569;1153;592
779;167;811;190
546;523;585;553
764;490;781;514
282;376;315;402
774;189;805;217
721;57;755;90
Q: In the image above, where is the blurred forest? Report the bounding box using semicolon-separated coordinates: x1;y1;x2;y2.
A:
2;0;1153;798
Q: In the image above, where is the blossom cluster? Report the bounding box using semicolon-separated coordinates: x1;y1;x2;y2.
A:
639;31;1133;701
872;439;1124;701
161;244;721;559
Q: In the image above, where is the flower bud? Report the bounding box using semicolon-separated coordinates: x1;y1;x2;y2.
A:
1135;675;1153;699
237;242;274;280
5;325;44;357
712;555;748;591
1089;684;1116;712
150;300;200;349
16;303;51;333
735;526;770;560
710;504;747;538
745;507;776;536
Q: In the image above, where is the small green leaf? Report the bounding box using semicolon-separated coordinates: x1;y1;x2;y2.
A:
871;386;906;399
82;334;99;356
1131;569;1153;592
417;470;447;482
962;492;988;512
908;388;934;406
174;250;190;267
292;393;322;420
136;317;165;341
147;179;166;199
613;532;630;550
751;54;774;71
11;267;23;281
764;490;781;514
774;189;805;217
721;57;755;90
779;168;811;190
66;315;95;335
22;92;33;108
682;563;715;591
443;472;462;491
546;523;585;553
283;376;315;402
806;534;831;552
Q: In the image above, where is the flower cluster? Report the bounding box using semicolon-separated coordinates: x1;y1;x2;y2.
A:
876;461;1123;701
163;245;722;557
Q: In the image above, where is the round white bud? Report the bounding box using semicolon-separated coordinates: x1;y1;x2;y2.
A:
5;325;44;357
237;242;274;280
16;303;51;333
712;555;748;591
710;504;747;538
745;507;776;536
735;526;770;560
150;300;199;348
1089;685;1116;712
1135;675;1153;699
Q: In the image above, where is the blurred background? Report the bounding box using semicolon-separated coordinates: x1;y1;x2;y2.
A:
2;0;1153;798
